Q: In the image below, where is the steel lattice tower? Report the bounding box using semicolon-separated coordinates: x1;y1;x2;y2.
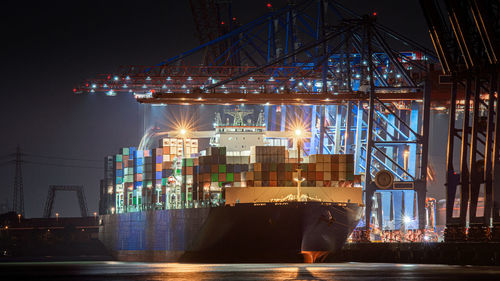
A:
12;145;24;216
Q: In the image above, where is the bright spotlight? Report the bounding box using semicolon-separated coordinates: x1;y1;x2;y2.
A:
294;129;302;137
180;128;187;136
403;216;412;224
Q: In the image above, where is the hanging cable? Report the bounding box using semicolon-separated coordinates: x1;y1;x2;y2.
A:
23;153;102;163
23;160;102;170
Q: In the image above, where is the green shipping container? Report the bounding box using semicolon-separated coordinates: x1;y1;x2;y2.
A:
211;173;219;182
123;148;129;156
182;158;194;167
226;173;234;182
132;196;137;205
219;164;226;173
116;154;123;162
161;178;168;185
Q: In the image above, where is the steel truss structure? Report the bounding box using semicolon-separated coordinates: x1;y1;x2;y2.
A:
43;185;89;218
79;0;438;238
420;0;500;241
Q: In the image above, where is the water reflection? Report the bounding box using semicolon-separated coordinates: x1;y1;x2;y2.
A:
1;262;500;280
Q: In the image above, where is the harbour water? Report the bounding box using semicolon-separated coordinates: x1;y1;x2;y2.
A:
1;262;500;280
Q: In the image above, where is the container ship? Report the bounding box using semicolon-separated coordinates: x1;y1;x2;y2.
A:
98;109;363;262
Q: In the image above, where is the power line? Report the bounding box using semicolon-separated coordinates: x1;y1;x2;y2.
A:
24;153;102;163
24;160;102;170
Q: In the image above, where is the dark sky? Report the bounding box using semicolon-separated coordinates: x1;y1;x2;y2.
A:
0;1;439;218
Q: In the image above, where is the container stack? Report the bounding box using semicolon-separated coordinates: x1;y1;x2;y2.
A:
181;158;199;202
152;148;163;207
244;153;355;188
102;143;358;214
197;147;226;202
133;149;144;209
122;147;136;211
114;153;124;213
337;154;354;181
142;150;153;209
250;146;286;163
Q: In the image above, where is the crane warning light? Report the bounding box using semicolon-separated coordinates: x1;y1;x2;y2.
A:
221;21;225;25
372;12;377;16
232;17;236;21
267;3;272;8
73;88;77;92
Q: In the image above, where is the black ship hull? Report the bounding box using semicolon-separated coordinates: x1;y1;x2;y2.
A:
99;202;362;262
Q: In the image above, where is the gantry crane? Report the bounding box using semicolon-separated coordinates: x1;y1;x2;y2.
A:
78;0;440;240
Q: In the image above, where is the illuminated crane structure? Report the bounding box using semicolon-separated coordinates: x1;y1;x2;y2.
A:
76;0;438;240
420;0;500;241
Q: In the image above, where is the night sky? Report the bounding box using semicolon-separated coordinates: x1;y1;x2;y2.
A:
1;1;442;218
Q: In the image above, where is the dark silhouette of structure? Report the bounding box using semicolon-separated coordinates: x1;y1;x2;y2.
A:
43;185;89;218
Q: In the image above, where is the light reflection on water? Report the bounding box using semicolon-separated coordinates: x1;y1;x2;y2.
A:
1;262;500;280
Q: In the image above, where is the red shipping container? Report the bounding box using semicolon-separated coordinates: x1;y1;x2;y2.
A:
308;163;316;172
316;171;324;181
219;173;226;182
187;166;193;174
270;180;277;186
116;162;123;169
234;173;241;182
285;172;292;180
307;171;315;180
269;172;277;180
246;180;254;187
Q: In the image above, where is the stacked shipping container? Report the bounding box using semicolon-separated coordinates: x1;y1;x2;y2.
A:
102;142;358;214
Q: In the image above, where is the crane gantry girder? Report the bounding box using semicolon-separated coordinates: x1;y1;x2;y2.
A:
136;90;423;105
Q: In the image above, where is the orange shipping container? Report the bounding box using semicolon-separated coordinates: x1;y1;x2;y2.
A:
270;172;277;180
211;165;218;173
203;173;211;181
